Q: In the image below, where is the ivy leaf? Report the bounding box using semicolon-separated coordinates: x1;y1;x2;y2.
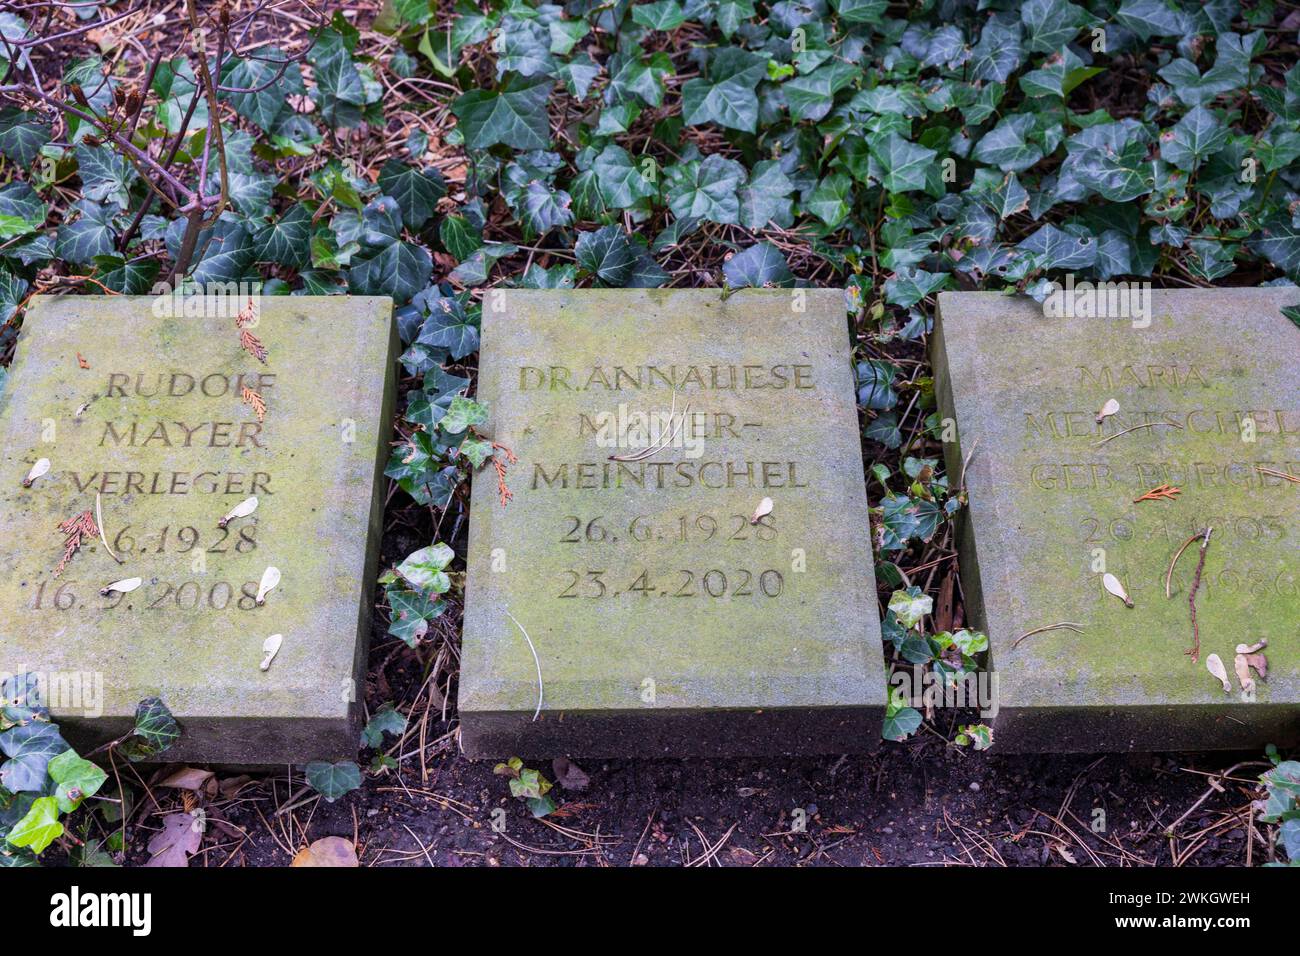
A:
723;242;793;288
737;160;794;230
681;76;758;133
632;1;686;30
439;396;489;435
830;0;887;25
117;697;179;762
255;204;313;269
377;159;447;230
882;706;922;742
784;61;858;123
54;200;115;267
592;145;657;208
304;760;362;802
663;155;744;224
75;143;135;210
575;225;635;283
971;114;1043;172
92;254;160;294
969;17;1023;83
6;796;62;854
1018;223;1098;271
349;239;433;306
47;749;107;813
870;133;937;194
518;181;574;238
313;46;367;128
1160;106;1229;171
856;360;899;410
0;722;67;792
416;299;480;358
387;588;443;646
361;705;407;748
1115;0;1189;41
0;181;45;241
397;542;455;590
221;50;304;130
189;220;254;285
0;267;29;325
1248;216;1300;276
0;109;50;165
452;77;553;150
1020;0;1090;54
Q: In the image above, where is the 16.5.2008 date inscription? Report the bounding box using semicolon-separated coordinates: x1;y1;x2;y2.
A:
559;567;785;599
30;579;264;612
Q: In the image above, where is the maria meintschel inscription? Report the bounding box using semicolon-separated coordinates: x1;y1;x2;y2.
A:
934;289;1299;752
461;289;884;757
0;296;396;763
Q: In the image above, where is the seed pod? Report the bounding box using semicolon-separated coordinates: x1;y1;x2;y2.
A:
256;566;281;605
219;495;258;528
22;458;50;487
750;497;773;525
1102;573;1133;608
99;577;142;596
1095;398;1120;424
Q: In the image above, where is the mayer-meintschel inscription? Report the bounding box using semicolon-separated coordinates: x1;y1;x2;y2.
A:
934;289;1299;752
461;289;884;757
0;295;396;763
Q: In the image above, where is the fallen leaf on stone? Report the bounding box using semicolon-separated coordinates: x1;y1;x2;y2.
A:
1233;653;1255;695
1095;398;1120;424
99;577;142;596
22;458;49;487
219;495;258;528
256;566;280;605
1205;654;1231;693
145;812;203;867
1242;652;1268;680
260;634;283;672
552;756;589;791
750;496;773;525
157;767;216;793
291;836;358;867
1102;573;1133;608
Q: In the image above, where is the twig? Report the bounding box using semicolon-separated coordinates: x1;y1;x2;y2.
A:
505;609;543;721
1256;466;1299;484
1164;531;1204;598
1011;622;1085;650
1185;527;1212;663
95;491;124;564
1092;420;1183;446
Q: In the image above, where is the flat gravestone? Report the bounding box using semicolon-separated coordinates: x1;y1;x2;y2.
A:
0;295;395;763
934;289;1299;752
461;289;883;757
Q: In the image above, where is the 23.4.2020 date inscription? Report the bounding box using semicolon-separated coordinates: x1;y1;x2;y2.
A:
558;567;785;599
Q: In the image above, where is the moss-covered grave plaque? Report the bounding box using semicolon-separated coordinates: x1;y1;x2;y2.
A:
461;289;884;757
934;289;1299;752
0;295;396;763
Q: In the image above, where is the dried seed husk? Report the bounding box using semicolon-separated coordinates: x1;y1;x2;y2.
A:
99;576;142;596
1095;398;1120;424
750;496;773;525
1233;654;1255;695
1102;573;1133;608
260;634;283;672
22;458;50;487
256;566;281;605
219;495;258;528
1205;654;1231;694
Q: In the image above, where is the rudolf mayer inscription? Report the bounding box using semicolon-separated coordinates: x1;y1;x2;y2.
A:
934;289;1298;752
461;289;884;757
0;295;396;763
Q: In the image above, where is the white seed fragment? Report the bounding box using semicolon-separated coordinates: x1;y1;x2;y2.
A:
260;634;283;672
1102;573;1133;608
1095;398;1120;424
1205;654;1231;694
22;458;50;487
99;577;142;596
750;496;774;525
1233;654;1255;695
256;566;281;605
219;495;258;528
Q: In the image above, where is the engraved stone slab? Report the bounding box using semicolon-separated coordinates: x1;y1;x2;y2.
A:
934;289;1299;752
461;289;883;757
0;295;396;763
